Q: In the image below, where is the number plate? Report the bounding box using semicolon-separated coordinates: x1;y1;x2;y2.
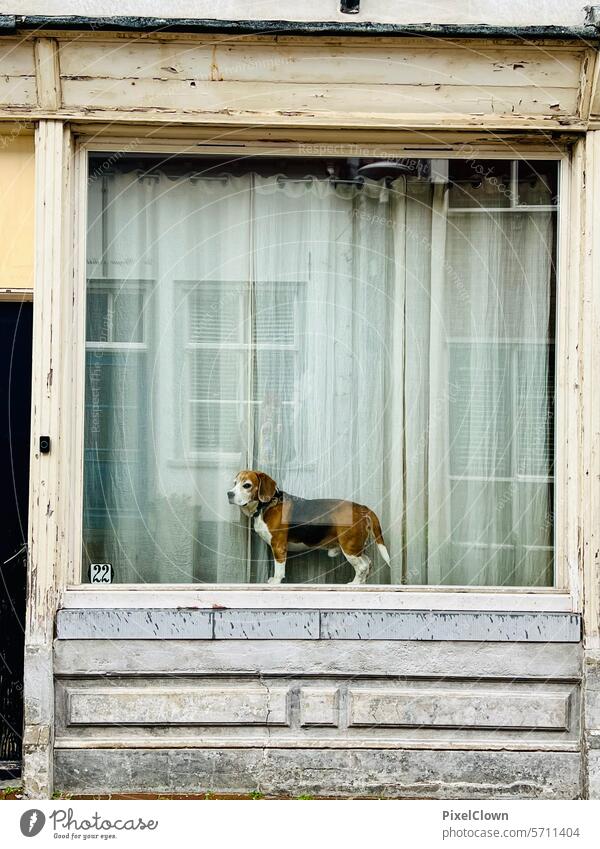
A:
89;563;114;584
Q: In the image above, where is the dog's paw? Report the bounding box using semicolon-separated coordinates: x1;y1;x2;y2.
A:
267;576;284;585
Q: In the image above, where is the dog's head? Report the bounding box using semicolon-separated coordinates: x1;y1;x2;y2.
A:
227;470;277;508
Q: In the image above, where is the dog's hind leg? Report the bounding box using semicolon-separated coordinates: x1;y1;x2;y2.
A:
342;551;371;584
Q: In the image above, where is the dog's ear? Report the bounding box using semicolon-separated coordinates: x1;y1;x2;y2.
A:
256;472;277;503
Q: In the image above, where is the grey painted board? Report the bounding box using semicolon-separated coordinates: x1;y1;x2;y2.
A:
56;608;581;642
213;609;319;639
53;747;581;798
53;639;582;679
320;611;581;642
56;609;213;639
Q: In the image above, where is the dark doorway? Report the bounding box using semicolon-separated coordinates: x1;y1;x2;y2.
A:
0;301;32;780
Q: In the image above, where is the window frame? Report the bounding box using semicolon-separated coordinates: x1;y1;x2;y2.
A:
179;276;303;466
66;135;576;612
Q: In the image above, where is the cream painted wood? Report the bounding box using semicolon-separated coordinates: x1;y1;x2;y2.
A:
66;143;87;586
57;41;586;89
55;35;583;121
588;55;600;125
23;119;74;799
60;587;575;611
577;50;598;123
0;39;36;107
81;138;570;159
34;38;61;111
582;133;600;650
60;584;573;613
60;78;580;119
71;125;579;149
51;39;584;122
0;35;592;130
5;110;586;131
557;144;583;603
27;121;75;644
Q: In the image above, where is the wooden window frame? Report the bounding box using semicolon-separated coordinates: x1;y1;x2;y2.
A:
55;134;578;612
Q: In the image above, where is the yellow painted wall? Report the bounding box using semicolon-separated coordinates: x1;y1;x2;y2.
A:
0;133;34;290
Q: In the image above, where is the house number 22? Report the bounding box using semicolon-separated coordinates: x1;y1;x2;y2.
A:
90;563;113;583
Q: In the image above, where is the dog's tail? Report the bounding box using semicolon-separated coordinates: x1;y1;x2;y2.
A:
366;509;391;565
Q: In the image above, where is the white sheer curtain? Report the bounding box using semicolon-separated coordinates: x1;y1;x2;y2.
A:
83;162;555;586
249;176;397;582
441;208;555;585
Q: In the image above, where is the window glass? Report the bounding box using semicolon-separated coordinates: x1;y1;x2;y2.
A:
83;154;557;585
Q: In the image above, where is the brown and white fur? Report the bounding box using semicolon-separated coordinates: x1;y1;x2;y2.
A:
227;470;391;584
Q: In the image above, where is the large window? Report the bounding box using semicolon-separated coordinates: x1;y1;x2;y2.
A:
83;153;557;585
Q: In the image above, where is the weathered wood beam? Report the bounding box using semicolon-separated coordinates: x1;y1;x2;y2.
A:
23;119;73;799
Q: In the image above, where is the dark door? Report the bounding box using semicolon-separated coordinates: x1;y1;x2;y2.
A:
0;301;32;779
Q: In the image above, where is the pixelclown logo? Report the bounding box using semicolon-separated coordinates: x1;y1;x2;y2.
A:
20;809;46;837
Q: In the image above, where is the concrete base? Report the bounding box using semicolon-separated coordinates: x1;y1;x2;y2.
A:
54;748;582;799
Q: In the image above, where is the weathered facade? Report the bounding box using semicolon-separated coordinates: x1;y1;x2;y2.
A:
2;1;600;798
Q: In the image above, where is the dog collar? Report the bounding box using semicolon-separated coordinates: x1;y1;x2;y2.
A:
255;487;284;516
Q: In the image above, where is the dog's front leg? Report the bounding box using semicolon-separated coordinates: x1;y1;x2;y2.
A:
267;531;288;585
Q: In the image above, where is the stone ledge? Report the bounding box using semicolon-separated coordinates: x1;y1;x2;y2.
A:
56;608;582;642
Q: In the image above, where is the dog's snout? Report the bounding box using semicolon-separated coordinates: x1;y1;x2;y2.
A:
227;490;235;500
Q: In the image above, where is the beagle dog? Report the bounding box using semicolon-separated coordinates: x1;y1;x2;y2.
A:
227;470;390;584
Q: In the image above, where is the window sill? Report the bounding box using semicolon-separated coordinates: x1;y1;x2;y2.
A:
62;584;574;612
